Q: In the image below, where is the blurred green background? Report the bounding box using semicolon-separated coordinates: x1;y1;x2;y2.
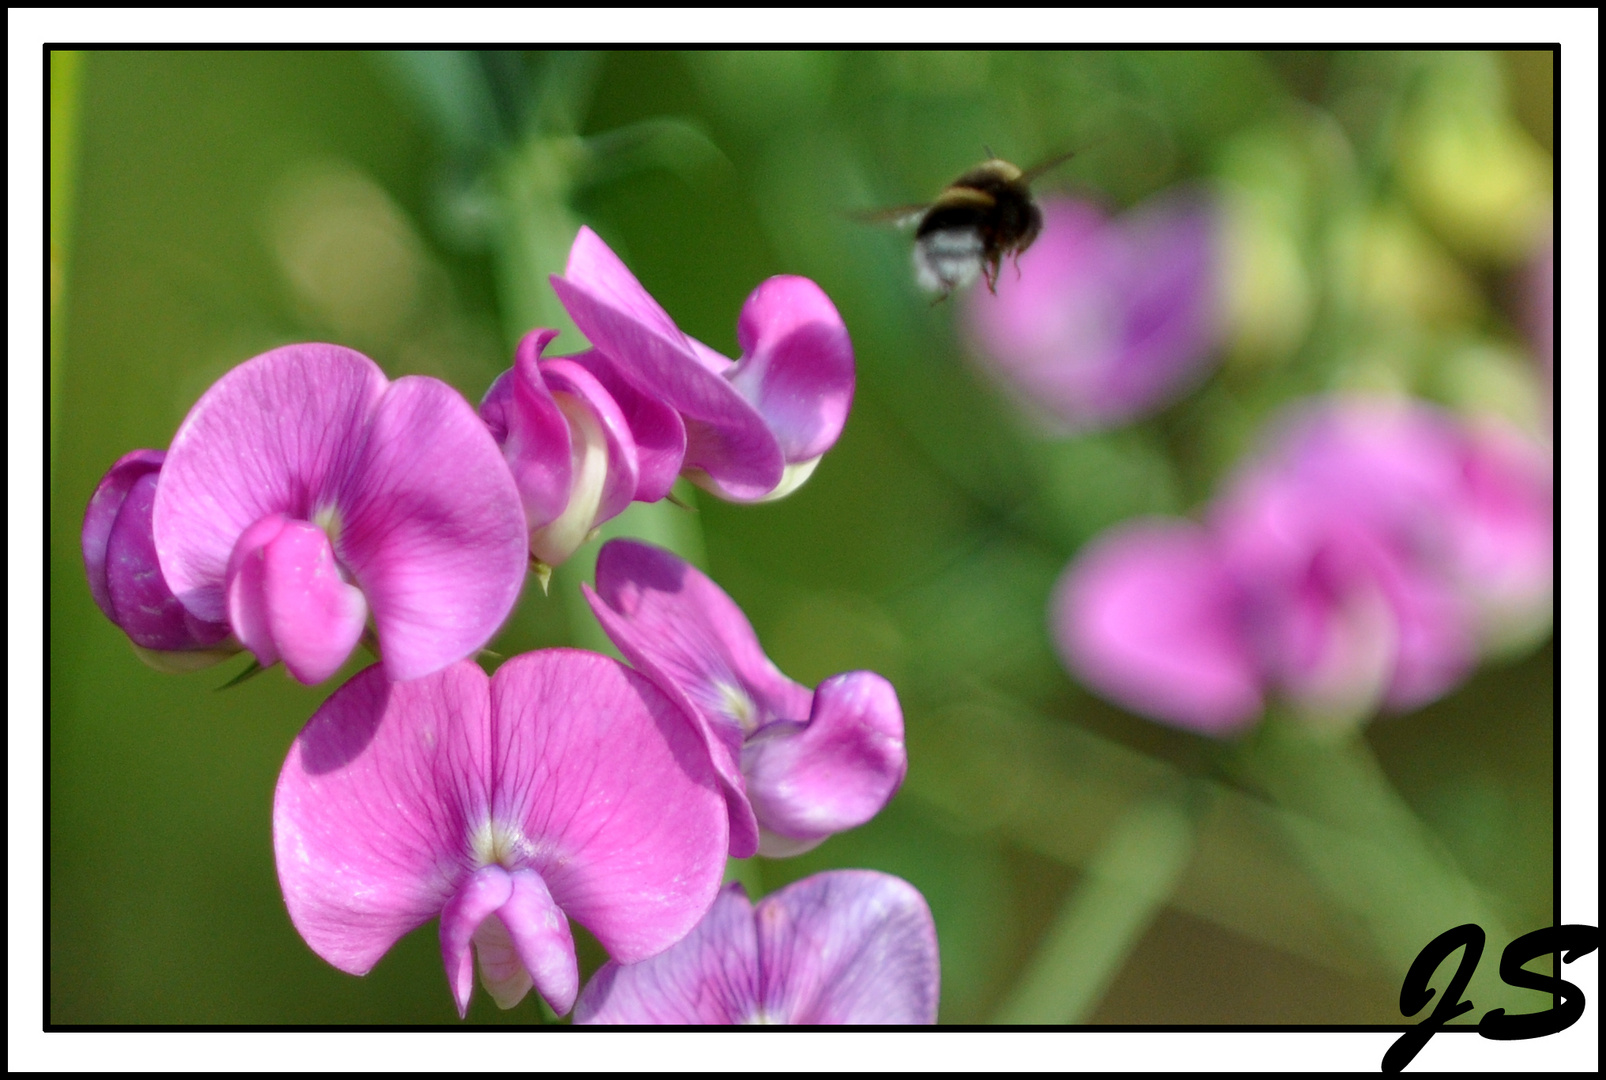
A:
49;50;1554;1025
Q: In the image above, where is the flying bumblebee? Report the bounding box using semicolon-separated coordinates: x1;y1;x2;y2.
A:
862;150;1078;302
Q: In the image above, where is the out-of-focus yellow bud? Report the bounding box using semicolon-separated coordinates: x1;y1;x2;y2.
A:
1331;203;1481;330
1431;339;1546;437
1214;112;1353;369
1396;53;1552;264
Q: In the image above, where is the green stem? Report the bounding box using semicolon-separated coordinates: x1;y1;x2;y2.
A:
993;785;1198;1024
488;124;710;654
1234;716;1536;1018
50;50;85;480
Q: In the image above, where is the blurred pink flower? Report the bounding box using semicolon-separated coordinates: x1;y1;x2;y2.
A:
585;539;906;859
273;652;729;1018
151;344;528;684
963;191;1222;433
550;227;855;503
1054;398;1553;734
573;871;939;1024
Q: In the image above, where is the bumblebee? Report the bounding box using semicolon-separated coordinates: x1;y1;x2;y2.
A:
865;151;1077;302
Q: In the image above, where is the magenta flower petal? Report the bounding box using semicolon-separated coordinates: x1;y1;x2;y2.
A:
481;329;576;529
570;347;688;504
572;883;760;1025
1212;399;1494;715
1053;520;1264;734
1447;422;1554;633
553;227;796;502
755;870;939;1024
275;662;488;978
487;649;729;962
495;869;580;1016
574;871;939;1025
334;375;527;681
742;672;906;855
727;276;855;464
225;515;368;685
275;652;728;1017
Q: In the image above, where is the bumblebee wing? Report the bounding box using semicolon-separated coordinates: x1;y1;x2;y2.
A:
849;203;931;230
1020;149;1080;184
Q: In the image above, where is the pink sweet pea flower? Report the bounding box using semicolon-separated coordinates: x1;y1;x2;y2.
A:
573;871;939;1025
481;328;674;568
1053;519;1264;736
273;651;729;1018
584;539;905;859
152;344;528;685
963;192;1222;433
550;227;854;503
1053;398;1553;735
82;449;236;670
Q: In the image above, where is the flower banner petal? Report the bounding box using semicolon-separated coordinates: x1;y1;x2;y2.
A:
338;375;527;682
274;662;492;978
552;228;784;500
573;883;761;1025
756;870;939;1024
487;649;728;963
155;344;388;624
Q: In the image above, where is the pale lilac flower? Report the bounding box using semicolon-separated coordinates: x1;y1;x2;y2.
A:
82;449;236;669
1054;398;1553;734
273;651;729;1018
573;871;939;1025
152;344;528;685
584;539;906;859
550;227;854;503
963;192;1222;433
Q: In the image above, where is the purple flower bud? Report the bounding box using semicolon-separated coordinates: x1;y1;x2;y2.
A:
573;871;939;1025
585;539;906;859
963;192;1223;433
152;344;528;684
273;652;729;1019
550;228;855;503
82;449;234;668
